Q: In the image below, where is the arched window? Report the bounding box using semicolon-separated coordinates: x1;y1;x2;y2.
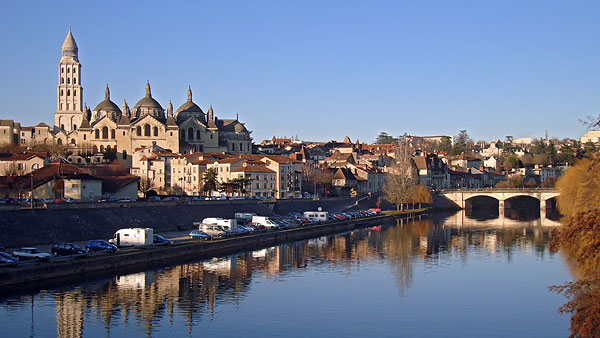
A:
61;68;64;73
73;78;76;84
61;124;65;130
73;125;77;130
144;124;151;136
74;90;76;96
67;78;70;84
60;90;63;96
67;90;70;96
83;134;86;140
71;139;76;145
232;143;236;151
111;129;115;139
153;126;158;136
102;126;108;139
123;150;127;160
61;78;64;84
136;126;142;136
67;68;70;73
95;129;100;139
57;138;63;145
188;127;194;140
197;130;201;139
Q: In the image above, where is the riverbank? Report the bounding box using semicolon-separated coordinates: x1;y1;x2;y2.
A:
0;213;419;293
0;196;376;248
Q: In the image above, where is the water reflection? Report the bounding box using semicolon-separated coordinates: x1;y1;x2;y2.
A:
1;211;564;338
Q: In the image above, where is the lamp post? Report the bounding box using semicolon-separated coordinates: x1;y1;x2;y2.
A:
30;163;39;209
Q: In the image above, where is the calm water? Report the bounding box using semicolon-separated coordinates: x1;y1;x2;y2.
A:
1;211;571;337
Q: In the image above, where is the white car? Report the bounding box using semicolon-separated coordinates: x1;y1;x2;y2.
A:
13;247;51;262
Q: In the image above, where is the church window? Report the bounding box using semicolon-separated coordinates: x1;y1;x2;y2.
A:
74;90;76;96
67;90;70;96
170;132;173;136
83;134;86;140
232;143;236;151
61;67;64;73
136;126;141;136
71;139;76;145
73;125;77;131
153;127;158;136
111;129;115;139
144;124;151;136
67;68;70;73
73;68;76;73
102;126;108;139
57;139;63;145
123;131;125;136
188;128;194;140
74;78;76;84
95;129;99;139
67;78;70;84
61;78;64;84
197;130;201;139
123;150;127;160
61;90;63;96
61;124;65;130
210;134;213;139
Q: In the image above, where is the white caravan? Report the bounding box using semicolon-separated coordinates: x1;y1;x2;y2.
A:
109;228;153;247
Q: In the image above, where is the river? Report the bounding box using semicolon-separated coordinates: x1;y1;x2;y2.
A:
0;210;571;337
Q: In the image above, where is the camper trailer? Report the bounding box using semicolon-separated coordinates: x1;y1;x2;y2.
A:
109;228;153;247
303;211;329;222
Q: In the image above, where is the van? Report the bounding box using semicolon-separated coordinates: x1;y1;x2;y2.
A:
193;222;229;238
251;216;279;230
234;212;257;224
109;228;153;247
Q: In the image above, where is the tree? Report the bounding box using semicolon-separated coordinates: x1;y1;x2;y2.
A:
383;140;418;211
202;168;218;196
375;132;396;144
102;145;117;162
408;185;432;209
439;136;452;154
451;130;471;155
138;176;154;199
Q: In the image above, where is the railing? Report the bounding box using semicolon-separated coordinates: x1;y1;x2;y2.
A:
440;187;558;192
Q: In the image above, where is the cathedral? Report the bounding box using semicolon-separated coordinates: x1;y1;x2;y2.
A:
53;27;252;167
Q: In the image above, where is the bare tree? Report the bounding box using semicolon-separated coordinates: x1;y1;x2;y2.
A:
383;139;419;211
138;176;155;199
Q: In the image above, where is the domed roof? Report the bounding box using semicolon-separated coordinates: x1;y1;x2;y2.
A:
93;85;121;113
133;81;163;111
175;87;205;123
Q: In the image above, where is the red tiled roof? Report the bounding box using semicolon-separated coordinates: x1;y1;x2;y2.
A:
232;166;276;173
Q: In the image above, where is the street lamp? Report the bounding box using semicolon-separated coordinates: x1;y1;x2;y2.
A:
30;163;39;209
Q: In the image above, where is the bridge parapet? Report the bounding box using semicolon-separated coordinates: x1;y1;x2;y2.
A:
439;189;559;210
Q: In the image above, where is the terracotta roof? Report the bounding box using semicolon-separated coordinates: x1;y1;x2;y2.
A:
232;166;276;173
217;158;245;164
333;168;356;180
100;175;140;193
189;159;213;165
412;156;428;170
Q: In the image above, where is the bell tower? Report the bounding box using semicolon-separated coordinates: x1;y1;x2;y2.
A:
54;25;83;133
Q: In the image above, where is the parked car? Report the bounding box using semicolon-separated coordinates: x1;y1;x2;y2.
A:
0;252;18;267
85;240;117;253
13;247;51;262
51;242;86;256
147;196;161;202
153;234;171;246
189;230;212;240
162;196;179;202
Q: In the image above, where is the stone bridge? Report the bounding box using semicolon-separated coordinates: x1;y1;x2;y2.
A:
440;188;559;211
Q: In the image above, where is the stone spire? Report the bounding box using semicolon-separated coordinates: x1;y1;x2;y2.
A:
187;86;192;101
145;80;151;97
61;25;78;59
207;105;214;121
105;84;110;100
122;99;130;117
167;100;173;117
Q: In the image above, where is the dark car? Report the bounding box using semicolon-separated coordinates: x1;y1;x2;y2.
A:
51;242;86;256
0;252;18;267
86;240;117;253
189;230;212;240
153;234;171;246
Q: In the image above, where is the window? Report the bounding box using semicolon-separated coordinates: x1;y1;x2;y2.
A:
197;130;201;139
61;78;64;84
95;129;99;139
102;126;108;139
74;90;76;96
232;143;236;151
170;132;173;136
61;90;63;96
136;126;142;136
111;129;115;139
144;124;150;136
83;134;86;140
153;126;158;136
67;68;70;73
73;125;77;130
67;78;70;84
67;90;70;96
61;67;64;73
74;78;76;84
188;127;194;140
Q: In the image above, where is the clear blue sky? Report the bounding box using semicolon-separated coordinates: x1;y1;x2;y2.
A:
0;0;598;143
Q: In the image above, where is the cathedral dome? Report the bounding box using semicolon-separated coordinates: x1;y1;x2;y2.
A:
132;81;164;119
93;85;121;113
175;87;205;123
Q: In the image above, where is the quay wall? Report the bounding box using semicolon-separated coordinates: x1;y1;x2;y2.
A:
0;197;377;248
0;214;398;290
